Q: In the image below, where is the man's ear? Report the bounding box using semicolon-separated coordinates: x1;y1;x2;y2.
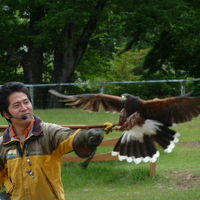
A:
3;112;10;120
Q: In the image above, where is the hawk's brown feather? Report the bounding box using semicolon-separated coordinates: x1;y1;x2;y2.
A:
49;90;123;112
143;96;200;124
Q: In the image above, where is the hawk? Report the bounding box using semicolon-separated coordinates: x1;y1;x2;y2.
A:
49;89;200;164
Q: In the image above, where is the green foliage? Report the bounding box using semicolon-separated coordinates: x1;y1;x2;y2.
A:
143;1;200;78
75;49;111;83
0;65;23;84
0;0;200;91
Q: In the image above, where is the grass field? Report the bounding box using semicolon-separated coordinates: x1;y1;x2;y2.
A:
1;108;200;200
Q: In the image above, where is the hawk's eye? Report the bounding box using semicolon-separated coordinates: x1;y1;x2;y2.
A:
121;95;127;100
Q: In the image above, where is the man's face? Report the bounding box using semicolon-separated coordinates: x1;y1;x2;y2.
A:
4;92;33;124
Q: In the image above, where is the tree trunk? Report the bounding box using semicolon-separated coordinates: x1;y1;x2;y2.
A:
20;5;46;108
48;0;108;107
22;46;43;84
22;5;45;84
53;0;108;87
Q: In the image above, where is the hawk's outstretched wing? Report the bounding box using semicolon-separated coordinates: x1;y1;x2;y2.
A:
49;89;123;112
143;96;200;125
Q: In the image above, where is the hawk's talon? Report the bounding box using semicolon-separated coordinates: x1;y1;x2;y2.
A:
104;122;115;134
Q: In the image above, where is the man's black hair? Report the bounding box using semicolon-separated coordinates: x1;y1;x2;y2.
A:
0;82;32;118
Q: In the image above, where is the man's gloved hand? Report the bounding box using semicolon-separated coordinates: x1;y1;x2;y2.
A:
77;128;104;168
78;128;104;148
87;128;104;147
73;128;104;158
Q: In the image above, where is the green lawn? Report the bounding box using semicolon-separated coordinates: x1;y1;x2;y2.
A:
1;109;200;200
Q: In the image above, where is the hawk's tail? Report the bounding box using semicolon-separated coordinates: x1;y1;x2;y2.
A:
152;125;180;153
111;124;180;164
112;135;159;164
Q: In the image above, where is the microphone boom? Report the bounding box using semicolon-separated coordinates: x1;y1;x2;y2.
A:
10;115;28;120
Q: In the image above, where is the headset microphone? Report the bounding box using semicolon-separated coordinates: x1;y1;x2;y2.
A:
20;116;28;120
9;115;28;120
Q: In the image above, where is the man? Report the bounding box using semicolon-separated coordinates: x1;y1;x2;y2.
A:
0;82;105;200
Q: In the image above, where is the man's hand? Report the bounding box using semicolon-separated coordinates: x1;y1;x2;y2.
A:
77;129;104;168
73;128;104;160
78;128;104;148
87;128;104;146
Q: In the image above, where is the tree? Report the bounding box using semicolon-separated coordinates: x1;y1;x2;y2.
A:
1;0;200;87
142;0;200;78
51;0;108;84
0;0;109;85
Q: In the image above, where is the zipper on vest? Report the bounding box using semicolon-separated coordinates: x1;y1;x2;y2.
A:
24;143;35;179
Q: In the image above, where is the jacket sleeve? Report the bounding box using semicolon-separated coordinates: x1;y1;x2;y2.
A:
41;122;93;158
0;173;3;191
0;160;6;191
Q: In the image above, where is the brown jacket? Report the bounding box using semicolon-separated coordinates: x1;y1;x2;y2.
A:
0;116;91;200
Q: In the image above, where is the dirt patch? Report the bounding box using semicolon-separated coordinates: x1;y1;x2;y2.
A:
169;170;200;189
180;141;200;147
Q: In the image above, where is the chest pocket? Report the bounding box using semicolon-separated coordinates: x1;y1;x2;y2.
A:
6;149;19;160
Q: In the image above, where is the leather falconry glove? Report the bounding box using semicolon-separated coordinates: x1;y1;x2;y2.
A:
73;128;104;157
73;128;104;168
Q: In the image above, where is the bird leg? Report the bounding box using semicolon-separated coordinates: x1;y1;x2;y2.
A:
103;122;119;134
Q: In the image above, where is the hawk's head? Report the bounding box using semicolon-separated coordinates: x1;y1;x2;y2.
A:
121;93;140;102
121;93;142;116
